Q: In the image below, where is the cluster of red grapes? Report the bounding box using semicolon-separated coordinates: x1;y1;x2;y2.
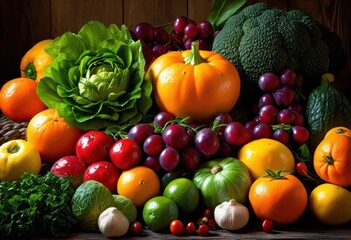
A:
245;69;310;146
131;16;215;65
126;110;254;173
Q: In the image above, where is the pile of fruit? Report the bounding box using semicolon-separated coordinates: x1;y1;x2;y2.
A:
1;2;351;238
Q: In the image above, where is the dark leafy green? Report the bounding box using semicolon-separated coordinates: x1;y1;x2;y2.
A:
37;20;152;131
207;0;247;30
0;172;76;238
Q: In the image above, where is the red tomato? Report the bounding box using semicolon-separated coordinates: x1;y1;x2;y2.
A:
203;209;212;218
83;161;120;193
186;222;196;235
110;138;142;170
170;220;184;236
50;155;87;188
198;224;209;236
262;219;273;233
295;161;309;177
129;221;143;234
75;130;115;165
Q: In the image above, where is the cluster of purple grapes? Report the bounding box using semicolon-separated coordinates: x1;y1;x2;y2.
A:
131;16;215;65
126;111;250;173
245;69;310;145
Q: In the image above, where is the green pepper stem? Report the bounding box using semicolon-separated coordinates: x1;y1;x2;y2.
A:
325;156;334;165
183;41;207;65
24;62;37;80
7;144;20;154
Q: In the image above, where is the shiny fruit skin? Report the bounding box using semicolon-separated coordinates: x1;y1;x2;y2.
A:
83;161;120;193
309;183;351;225
249;173;308;226
50;155;87;188
75;130;115;165
237;138;295;180
110;138;142;170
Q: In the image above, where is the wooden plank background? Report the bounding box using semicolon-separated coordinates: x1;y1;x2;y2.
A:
0;0;350;94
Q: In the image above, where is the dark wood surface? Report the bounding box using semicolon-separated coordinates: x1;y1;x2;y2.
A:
37;224;351;239
33;212;351;239
1;0;350;93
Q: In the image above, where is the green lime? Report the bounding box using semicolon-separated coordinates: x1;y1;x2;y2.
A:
142;196;179;232
163;177;199;214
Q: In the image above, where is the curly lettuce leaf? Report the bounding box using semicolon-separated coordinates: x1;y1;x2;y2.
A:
38;21;152;130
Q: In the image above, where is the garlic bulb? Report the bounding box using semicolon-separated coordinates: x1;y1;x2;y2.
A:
214;199;249;231
98;207;130;237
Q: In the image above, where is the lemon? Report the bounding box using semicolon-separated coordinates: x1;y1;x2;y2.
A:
142;196;179;232
237;138;295;180
309;183;351;225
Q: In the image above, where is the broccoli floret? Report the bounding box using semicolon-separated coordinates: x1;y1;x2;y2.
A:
278;19;311;57
299;38;329;80
239;28;287;83
212;3;346;99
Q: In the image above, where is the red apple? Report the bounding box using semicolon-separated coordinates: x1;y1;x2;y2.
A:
50;155;87;189
83;161;120;193
75;130;115;165
110;138;142;170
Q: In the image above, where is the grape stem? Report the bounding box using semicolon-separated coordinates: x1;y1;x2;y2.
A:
271;123;291;131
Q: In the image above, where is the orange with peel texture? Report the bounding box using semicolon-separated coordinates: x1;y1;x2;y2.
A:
117;166;161;207
26;108;84;163
0;77;47;122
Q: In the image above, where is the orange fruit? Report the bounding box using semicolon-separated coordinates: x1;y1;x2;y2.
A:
117;166;161;207
324;126;351;139
314;134;351;187
0;77;47;122
249;171;308;226
26;108;84;163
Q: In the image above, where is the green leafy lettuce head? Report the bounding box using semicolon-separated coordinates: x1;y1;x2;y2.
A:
38;21;152;130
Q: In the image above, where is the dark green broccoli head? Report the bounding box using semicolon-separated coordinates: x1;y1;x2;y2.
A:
212;3;346;99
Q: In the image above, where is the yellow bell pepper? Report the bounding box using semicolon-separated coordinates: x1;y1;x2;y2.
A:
20;39;52;82
0;139;41;181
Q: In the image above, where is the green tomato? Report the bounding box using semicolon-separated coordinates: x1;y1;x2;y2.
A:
192;157;252;210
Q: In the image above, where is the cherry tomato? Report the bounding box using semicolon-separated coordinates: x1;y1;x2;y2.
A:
207;218;217;229
296;161;309;177
170;220;184;236
75;130;115;165
110;138;142;170
130;221;143;234
203;209;212;218
83;161;120;193
186;222;196;234
262;219;273;233
198;224;209;236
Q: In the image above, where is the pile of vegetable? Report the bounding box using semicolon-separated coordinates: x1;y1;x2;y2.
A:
0;0;351;238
